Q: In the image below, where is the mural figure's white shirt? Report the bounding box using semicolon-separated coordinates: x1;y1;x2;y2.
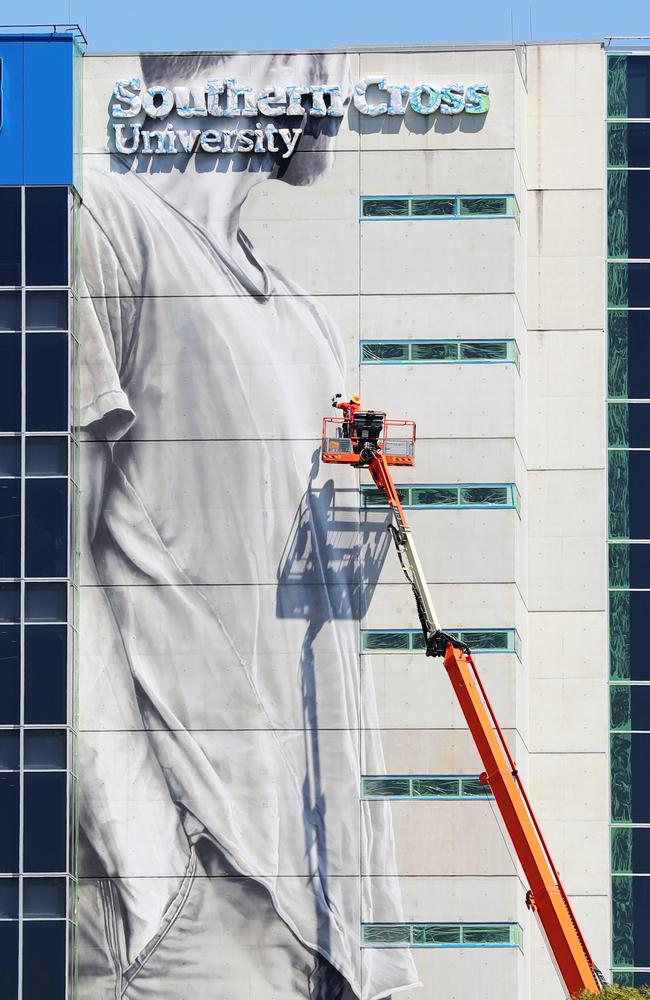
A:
79;159;418;1000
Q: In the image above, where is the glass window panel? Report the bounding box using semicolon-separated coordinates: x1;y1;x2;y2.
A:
23;878;66;918
609;263;650;308
26;437;68;477
24;731;67;771
0;188;21;286
25;583;67;623
461;630;509;651
462;924;512;944
22;920;66;1000
362;923;411;945
610;452;650;540
0;923;19;1000
461;778;491;798
412;924;461;945
26;291;68;332
410;487;458;506
459;341;508;361
0;481;20;577
609;122;650;167
612;875;650;968
608;55;629;118
362;777;411;798
362;487;409;507
362;199;409;218
610;591;650;681
0;587;20;625
25;625;67;726
611;685;650;732
361;342;410;362
0;439;20;477
611;733;650;822
410;342;458;361
608;170;628;259
0;335;21;434
25;479;68;578
0;878;18;919
0;627;20;726
23;772;67;873
460;486;509;506
0;731;19;771
609;312;650;400
609;403;650;449
0;291;21;331
412;777;460;797
362;631;410;652
25;187;69;288
620;172;650;259
0;774;19;871
612;827;650;874
410;632;426;651
411;198;455;217
609;54;650;119
26;333;68;432
458;197;507;216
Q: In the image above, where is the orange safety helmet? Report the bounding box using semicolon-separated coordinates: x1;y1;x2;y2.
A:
350;394;361;405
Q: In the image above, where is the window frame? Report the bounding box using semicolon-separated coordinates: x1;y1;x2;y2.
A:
361;921;523;949
360;338;520;369
360;194;520;223
361;775;494;801
360;627;521;657
360;482;520;512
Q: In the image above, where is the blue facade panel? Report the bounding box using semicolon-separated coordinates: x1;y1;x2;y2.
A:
0;35;75;186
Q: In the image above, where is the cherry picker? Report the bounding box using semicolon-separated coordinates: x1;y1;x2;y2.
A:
321;407;605;998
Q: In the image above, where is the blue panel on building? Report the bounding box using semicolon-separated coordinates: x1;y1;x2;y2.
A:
0;34;76;186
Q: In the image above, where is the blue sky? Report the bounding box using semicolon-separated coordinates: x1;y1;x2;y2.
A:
13;0;649;52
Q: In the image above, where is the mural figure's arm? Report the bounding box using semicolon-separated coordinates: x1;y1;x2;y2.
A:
79;440;191;963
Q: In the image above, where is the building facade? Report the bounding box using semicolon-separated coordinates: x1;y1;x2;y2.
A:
0;30;647;1000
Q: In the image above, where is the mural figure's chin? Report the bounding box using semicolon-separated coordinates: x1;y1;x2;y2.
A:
279;146;335;186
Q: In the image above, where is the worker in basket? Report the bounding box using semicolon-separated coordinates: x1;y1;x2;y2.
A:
331;392;361;437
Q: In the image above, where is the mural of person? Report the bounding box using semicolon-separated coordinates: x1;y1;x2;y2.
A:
77;51;418;1000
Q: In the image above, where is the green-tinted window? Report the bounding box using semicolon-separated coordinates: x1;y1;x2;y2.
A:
461;777;491;798
411;487;458;506
412;924;461;945
410;632;426;651
362;924;411;945
362;777;411;798
459;197;508;216
361;342;410;362
608;171;629;259
361;487;410;507
460;630;508;651
410;342;458;361
362;631;411;652
362;199;409;218
411;198;455;217
411;777;461;797
460;486;510;506
459;341;508;361
608;451;629;540
611;733;632;823
462;924;512;945
608;122;650;168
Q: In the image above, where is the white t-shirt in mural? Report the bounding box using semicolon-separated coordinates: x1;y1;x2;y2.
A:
78;158;418;1000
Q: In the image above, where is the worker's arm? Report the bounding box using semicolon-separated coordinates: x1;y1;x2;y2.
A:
78;438;190;961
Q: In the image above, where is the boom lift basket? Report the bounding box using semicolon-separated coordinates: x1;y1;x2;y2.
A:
321;411;416;466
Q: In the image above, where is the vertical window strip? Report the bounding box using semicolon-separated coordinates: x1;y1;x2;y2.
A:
361;922;522;947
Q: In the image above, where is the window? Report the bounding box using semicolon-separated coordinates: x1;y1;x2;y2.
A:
23;772;67;873
610;543;650;589
0;627;20;726
612;827;650;875
25;479;68;578
24;625;67;725
608;54;650;119
609;403;650;449
0;439;20;477
610;591;650;681
25;188;69;288
611;685;650;731
23;920;67;1000
26;291;68;332
0;188;21;287
609;451;650;540
609;312;650;399
612;875;650;968
24;583;67;623
608;122;650;167
26;334;68;432
362;775;492;800
0;335;21;432
360;339;519;367
609;262;650;309
0;480;21;577
360;628;520;655
360;195;519;221
608;171;650;259
0;774;19;871
361;922;522;948
360;483;518;510
611;733;650;823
